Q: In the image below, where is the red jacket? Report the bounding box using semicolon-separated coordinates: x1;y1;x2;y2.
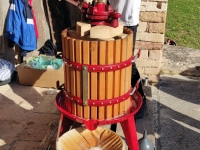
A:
28;0;39;39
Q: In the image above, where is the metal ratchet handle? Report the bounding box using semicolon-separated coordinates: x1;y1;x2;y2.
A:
131;47;142;63
130;79;141;95
65;0;79;6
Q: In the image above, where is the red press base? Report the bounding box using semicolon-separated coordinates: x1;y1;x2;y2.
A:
55;90;142;150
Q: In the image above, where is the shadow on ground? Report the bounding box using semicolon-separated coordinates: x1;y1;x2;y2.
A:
154;75;200;150
180;66;200;77
0;78;48;149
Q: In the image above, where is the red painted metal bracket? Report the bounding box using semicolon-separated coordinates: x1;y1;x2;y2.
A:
63;55;134;72
55;90;142;130
64;88;132;106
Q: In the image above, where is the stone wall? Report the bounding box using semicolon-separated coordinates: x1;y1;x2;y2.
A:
135;0;168;83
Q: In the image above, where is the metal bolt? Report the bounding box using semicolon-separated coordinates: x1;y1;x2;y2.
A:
93;103;95;105
118;66;120;68
116;100;119;102
102;68;104;70
101;102;103;105
110;67;112;69
93;68;95;70
110;102;112;104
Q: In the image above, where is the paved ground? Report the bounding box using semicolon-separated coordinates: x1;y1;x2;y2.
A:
0;45;200;150
0;79;154;150
161;45;200;76
0;82;59;150
153;75;200;150
154;45;200;150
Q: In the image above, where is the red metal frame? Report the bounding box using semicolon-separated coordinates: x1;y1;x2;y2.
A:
55;90;142;130
63;88;133;106
83;1;121;27
56;90;142;150
65;0;121;27
63;55;134;72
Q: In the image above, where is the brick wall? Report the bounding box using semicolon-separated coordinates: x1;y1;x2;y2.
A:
135;0;168;83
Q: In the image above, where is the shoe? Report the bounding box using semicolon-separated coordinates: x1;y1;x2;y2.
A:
134;95;147;119
165;38;176;46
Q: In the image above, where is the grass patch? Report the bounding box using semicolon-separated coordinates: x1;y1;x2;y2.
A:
165;0;200;49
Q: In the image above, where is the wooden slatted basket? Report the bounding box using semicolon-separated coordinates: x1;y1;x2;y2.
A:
61;27;136;120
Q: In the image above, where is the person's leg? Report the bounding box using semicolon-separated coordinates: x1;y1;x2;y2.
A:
126;25;147;119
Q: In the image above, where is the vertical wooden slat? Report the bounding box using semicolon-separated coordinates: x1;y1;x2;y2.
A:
61;29;67;58
64;37;71;92
64;36;71;113
69;38;77;116
82;41;90;119
119;37;127;115
126;31;134;109
105;41;114;119
75;40;83;117
90;41;98;120
98;41;106;120
61;33;66;88
113;39;121;117
124;34;130;112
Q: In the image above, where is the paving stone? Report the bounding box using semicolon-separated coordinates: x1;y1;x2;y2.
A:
11;141;40;150
0;96;32;121
159;76;200;110
34;93;58;114
0;144;11;150
17;113;55;142
159;108;200;150
155;75;200;150
0;121;25;145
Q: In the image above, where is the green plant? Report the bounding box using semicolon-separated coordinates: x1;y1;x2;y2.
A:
165;0;200;49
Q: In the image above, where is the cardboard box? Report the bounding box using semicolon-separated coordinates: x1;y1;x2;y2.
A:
17;62;64;88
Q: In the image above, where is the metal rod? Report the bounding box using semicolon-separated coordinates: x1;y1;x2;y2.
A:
65;0;78;6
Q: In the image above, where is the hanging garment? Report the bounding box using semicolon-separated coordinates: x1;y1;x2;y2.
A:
5;0;37;51
38;39;56;56
109;0;141;26
28;0;39;39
